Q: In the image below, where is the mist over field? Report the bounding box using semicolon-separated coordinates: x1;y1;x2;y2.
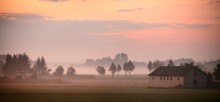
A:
1;0;220;102
47;64;149;75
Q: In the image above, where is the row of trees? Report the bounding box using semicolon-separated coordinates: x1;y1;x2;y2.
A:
96;60;135;78
32;57;51;79
1;53;76;79
2;53;52;79
147;60;166;72
53;66;76;77
147;59;202;73
2;54;31;78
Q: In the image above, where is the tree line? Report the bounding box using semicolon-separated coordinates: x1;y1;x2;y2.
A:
2;53;30;78
96;60;135;78
1;53;220;80
1;53;76;79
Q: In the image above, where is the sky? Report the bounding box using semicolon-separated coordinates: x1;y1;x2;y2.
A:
0;0;220;64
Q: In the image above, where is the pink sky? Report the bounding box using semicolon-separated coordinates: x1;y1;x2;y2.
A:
0;0;220;63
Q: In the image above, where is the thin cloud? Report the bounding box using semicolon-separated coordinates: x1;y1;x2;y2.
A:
207;0;220;4
0;13;46;20
173;23;210;29
118;8;144;12
0;13;212;32
216;16;220;19
39;0;68;3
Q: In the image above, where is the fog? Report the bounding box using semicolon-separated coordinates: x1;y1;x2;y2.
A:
47;63;149;75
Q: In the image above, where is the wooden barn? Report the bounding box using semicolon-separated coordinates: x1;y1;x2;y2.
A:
148;66;208;88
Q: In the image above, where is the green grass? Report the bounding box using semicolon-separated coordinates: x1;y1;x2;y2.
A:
0;86;220;102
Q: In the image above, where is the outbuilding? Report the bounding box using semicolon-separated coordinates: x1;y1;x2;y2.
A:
148;66;208;88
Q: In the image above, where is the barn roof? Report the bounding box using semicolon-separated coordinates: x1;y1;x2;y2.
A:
148;66;200;76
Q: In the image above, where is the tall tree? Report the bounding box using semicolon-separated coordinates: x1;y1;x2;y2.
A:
66;66;76;78
33;57;41;77
214;63;220;80
96;66;105;77
109;63;117;78
116;64;122;78
54;66;64;77
40;57;47;75
127;61;135;78
33;56;48;77
123;62;129;77
152;60;165;70
168;59;175;66
11;55;18;73
114;53;128;65
2;54;13;76
148;61;153;73
2;53;30;78
17;53;30;77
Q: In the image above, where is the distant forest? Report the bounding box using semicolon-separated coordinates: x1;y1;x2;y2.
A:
1;53;220;72
79;53;220;72
0;53;220;79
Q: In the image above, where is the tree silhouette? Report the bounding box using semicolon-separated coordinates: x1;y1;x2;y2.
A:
114;53;128;65
127;60;135;78
33;56;48;78
116;64;122;78
66;66;76;78
54;66;64;77
33;57;41;77
109;63;117;78
17;53;30;77
3;53;31;78
168;59;175;66
2;54;13;76
214;63;220;80
96;66;105;77
40;57;47;75
148;61;153;73
152;60;165;70
123;62;129;77
12;55;18;73
1;54;50;79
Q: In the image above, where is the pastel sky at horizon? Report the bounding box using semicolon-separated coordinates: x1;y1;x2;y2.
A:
0;0;220;64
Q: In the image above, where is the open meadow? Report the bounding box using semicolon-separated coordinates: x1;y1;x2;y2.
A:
0;77;220;102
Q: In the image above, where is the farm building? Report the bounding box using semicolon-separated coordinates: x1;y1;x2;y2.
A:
148;66;208;88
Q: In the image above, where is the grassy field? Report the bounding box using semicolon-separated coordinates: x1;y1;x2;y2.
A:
0;79;220;102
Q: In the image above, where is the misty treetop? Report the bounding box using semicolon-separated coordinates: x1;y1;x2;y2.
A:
116;64;122;78
168;59;175;66
123;61;135;78
148;61;153;73
213;63;220;80
114;53;128;65
33;57;49;77
2;53;31;78
53;65;64;77
96;66;105;77
66;66;76;78
109;63;117;78
84;53;129;67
